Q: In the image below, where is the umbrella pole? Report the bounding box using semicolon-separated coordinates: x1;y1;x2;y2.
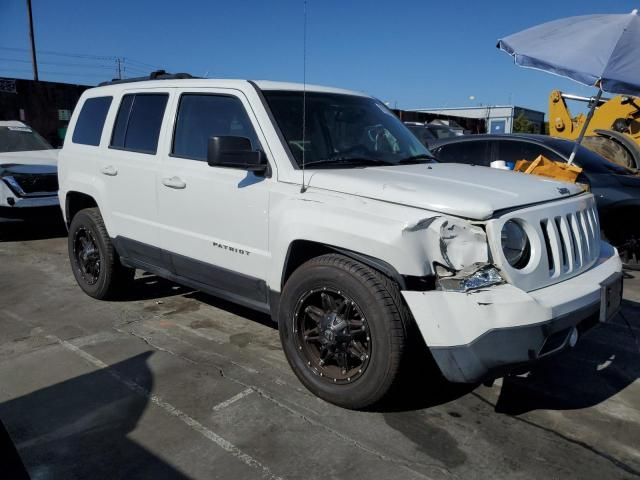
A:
568;88;603;164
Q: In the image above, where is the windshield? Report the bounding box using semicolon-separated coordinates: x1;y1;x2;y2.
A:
0;126;54;153
263;91;434;168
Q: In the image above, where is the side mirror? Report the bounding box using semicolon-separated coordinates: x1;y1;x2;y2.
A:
207;136;267;172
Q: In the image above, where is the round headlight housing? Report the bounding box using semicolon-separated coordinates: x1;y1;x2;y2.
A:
501;220;531;269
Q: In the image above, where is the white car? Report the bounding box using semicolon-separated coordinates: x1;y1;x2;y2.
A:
0;121;59;223
57;73;623;409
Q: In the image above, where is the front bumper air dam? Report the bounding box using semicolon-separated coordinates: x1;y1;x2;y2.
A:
402;245;622;383
0;203;61;223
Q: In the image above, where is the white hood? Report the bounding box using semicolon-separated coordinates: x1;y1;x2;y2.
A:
305;163;584;220
0;149;59;168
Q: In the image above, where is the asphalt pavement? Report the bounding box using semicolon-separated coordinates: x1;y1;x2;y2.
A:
0;222;638;480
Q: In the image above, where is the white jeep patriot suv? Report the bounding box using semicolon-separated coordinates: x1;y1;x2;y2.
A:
58;72;623;409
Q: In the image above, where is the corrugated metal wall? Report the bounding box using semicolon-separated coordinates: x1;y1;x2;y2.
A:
0;78;89;147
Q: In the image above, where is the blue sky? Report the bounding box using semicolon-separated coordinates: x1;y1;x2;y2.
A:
0;1;635;113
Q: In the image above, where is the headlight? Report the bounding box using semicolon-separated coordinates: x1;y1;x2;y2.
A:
437;264;504;292
420;217;488;271
501;220;530;269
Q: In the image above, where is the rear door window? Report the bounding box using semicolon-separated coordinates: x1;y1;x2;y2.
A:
172;94;260;161
495;140;563;163
72;96;113;146
110;93;168;154
432;141;491;166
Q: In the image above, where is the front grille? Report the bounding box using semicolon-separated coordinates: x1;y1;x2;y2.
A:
489;194;602;292
539;204;600;279
12;173;58;195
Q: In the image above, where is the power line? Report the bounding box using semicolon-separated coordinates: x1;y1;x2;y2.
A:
0;68;110;78
0;57;116;70
122;65;153;74
1;48;177;72
0;46;115;61
125;57;166;71
0;46;184;79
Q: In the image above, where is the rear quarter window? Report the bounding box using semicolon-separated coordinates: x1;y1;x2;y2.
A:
72;96;113;146
110;93;169;154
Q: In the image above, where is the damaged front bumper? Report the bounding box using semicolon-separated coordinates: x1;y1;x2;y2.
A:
402;242;623;383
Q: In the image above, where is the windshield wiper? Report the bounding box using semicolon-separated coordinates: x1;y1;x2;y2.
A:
397;154;437;164
303;156;395;167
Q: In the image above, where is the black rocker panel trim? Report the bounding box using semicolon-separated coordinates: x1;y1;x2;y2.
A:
114;236;168;269
112;236;270;313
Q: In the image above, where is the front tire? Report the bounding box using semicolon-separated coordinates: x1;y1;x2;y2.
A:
278;254;408;409
68;207;134;299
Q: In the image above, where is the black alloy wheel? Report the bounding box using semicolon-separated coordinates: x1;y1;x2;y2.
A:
278;254;408;409
67;207;134;299
72;226;102;285
293;288;371;384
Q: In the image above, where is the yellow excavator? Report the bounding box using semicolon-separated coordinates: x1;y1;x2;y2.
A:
549;89;640;169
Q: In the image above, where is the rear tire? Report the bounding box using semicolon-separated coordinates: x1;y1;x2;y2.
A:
278;254;408;409
68;208;134;299
582;135;635;169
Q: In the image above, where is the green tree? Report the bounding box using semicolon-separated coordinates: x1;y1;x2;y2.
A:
513;112;533;133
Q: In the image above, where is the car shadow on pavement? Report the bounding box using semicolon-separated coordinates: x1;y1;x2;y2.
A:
494;299;640;415
115;272;197;303
111;273;638;416
0;219;67;242
0;351;190;479
374;336;477;412
369;296;640;414
184;290;276;329
117;272;276;329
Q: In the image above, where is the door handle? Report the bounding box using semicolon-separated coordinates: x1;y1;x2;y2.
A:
162;176;186;189
100;165;118;176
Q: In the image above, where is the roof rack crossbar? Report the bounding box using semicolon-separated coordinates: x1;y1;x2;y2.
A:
98;70;198;86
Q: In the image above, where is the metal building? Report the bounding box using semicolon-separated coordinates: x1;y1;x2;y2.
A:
407;105;545;135
0;78;89;147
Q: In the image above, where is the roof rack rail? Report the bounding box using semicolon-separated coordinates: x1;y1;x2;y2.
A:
98;70;198;86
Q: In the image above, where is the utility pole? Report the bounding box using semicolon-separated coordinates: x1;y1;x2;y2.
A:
25;0;39;81
116;58;122;80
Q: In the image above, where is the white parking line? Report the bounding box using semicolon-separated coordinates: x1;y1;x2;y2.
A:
47;335;283;480
213;388;254;412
